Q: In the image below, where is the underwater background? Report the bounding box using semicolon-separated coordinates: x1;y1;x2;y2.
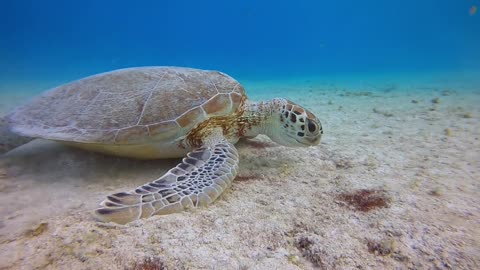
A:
1;0;479;89
2;1;480;269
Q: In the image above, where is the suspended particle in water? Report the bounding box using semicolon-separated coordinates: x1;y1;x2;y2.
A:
470;5;477;16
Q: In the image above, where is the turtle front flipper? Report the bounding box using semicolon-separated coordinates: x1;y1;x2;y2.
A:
94;141;239;224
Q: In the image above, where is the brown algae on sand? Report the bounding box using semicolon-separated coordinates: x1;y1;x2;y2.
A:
126;257;166;270
367;238;396;256
336;189;391;212
295;235;327;268
24;222;48;237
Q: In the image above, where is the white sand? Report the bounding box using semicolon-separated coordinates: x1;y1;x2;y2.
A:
0;73;479;269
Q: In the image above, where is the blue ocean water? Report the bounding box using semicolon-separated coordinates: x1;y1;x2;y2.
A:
1;0;479;88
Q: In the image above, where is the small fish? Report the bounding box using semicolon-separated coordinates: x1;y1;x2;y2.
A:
470;5;477;16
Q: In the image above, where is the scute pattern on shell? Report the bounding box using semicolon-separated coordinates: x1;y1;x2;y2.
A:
9;67;245;144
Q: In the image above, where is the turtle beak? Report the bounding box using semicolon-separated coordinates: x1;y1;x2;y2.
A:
307;136;321;145
296;135;320;146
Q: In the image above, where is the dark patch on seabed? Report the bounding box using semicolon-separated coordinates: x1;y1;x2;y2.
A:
336;189;391;212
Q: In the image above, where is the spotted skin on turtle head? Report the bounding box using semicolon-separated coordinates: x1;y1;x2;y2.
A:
275;98;322;147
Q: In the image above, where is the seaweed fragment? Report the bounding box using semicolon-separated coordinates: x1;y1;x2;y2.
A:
336;189;390;212
341;91;374;97
295;236;326;268
126;257;166;270
441;90;452;96
373;108;394;117
235;174;259;182
25;222;48;237
334;157;354;169
296;236;314;250
366;238;395;256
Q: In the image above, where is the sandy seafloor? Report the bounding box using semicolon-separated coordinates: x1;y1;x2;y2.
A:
0;71;479;269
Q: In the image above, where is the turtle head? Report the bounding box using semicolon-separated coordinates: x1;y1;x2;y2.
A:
266;98;323;147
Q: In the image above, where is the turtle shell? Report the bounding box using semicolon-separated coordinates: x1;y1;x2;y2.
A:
9;67;246;144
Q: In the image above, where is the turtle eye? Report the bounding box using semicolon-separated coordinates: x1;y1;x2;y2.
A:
307;119;316;132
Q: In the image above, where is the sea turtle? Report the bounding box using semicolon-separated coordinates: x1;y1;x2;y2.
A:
8;67;323;224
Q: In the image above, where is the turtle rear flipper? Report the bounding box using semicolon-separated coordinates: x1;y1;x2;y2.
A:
0;115;33;154
94;137;239;224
